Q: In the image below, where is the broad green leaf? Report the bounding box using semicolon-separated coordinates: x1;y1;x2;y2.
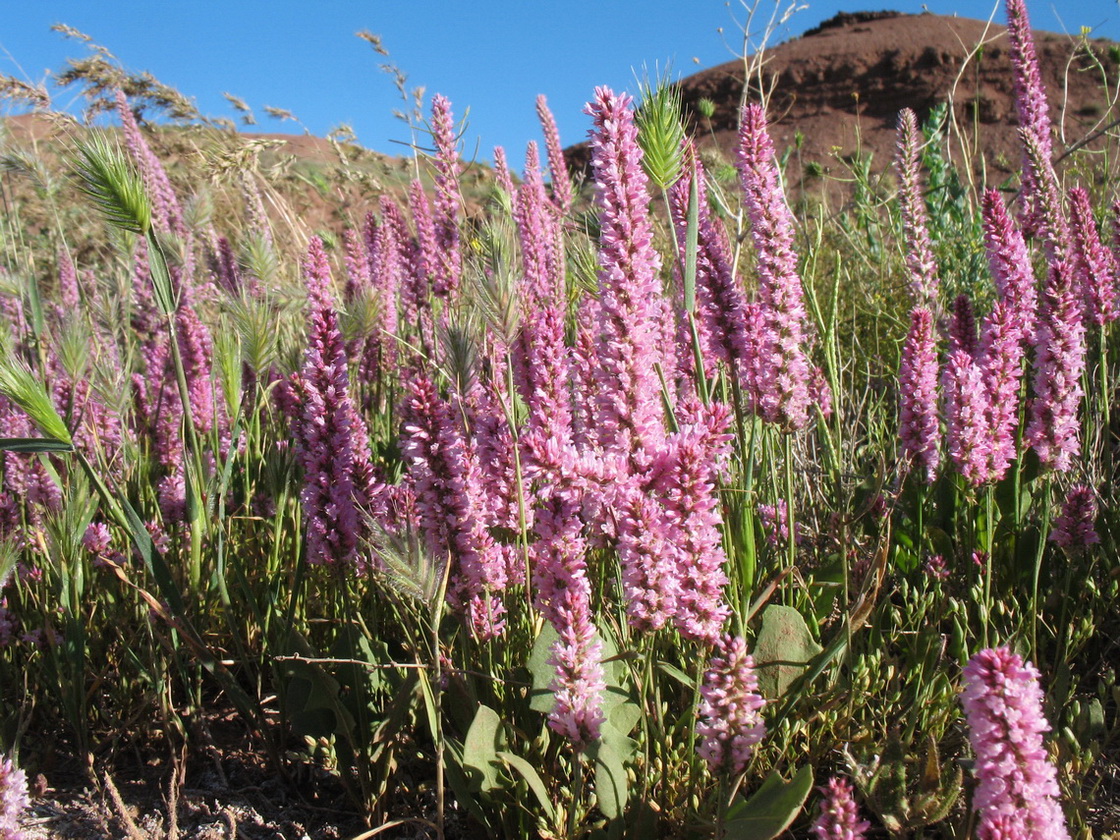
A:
587;739;629;820
445;739;495;832
724;765;813;840
753;605;822;699
281;658;352;740
528;622;561;713
462;704;504;793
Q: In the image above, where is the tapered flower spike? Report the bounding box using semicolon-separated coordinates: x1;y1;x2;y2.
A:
428;94;463;299
1050;484;1099;553
1025;261;1085;473
696;634;766;776
1068;186;1119;326
942;348;992;486
291;237;383;569
57;247;79;310
961;647;1070;840
653;399;733;643
532;484;605;749
1006;0;1058;238
401;372;508;639
360;198;403;386
514;141;563;308
812;777;870;840
898;306;941;483
615;486;679;631
976;300;1025;483
584;86;668;463
981;189;1038;347
668;155;755;383
949;293;977;357
737;103;816;431
536;94;573;214
895;108;940;305
115;89;185;237
341;227;370;303
492;145;516;201
519;303;575;465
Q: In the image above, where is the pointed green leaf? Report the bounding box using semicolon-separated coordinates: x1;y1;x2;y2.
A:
497;751;557;823
0;437;74;453
528;622;561;713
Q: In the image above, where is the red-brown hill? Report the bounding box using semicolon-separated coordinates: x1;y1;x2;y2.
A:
567;11;1118;194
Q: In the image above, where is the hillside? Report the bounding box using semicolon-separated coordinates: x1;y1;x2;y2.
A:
568;11;1119;195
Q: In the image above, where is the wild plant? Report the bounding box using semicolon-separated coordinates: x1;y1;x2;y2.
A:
0;0;1118;836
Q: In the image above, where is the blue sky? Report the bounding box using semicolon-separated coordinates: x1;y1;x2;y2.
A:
3;1;1119;166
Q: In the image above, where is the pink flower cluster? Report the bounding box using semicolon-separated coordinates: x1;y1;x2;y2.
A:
668;154;753;381
811;777;869;840
898;307;941;483
1005;0;1059;241
584;86;668;462
737;104;817;431
695;634;766;776
961;647;1070;840
1025;261;1085;473
895;109;939;305
1050;485;1099;552
400;373;508;639
0;753;28;840
288;238;382;569
536;95;574;214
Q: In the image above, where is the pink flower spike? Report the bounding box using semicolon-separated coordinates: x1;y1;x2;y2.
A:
584;86;668;463
290;237;383;569
898;306;941;483
961;647;1070;840
1050;484;1099;553
536;94;574;214
981;189;1038;347
812;777;870;840
1006;0;1059;241
492;145;516;201
1026;261;1085;473
1069;186;1119;326
942;348;993;486
895;108;939;305
696;634;766;776
428;94;463;298
737;103;815;430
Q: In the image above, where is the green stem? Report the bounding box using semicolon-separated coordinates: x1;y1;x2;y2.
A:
1030;477;1053;659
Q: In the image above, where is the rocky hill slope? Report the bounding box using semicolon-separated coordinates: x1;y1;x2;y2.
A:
569;11;1119;194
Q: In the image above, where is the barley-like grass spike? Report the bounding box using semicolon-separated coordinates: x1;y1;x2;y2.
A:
72;133;152;235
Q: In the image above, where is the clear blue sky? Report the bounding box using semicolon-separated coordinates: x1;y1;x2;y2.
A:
3;1;1119;167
